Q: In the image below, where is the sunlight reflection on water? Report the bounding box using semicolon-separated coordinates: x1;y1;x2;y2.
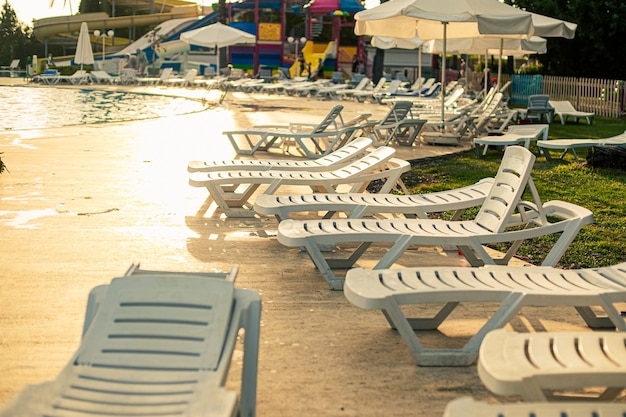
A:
0;87;207;130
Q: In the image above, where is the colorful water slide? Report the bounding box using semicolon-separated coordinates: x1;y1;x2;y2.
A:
33;1;201;40
290;41;336;78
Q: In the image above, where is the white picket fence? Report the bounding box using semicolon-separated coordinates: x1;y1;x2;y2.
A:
510;74;624;119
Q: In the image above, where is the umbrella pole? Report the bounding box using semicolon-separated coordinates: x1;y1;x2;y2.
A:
465;54;468;88
484;52;488;97
497;38;503;90
418;46;422;96
440;22;447;131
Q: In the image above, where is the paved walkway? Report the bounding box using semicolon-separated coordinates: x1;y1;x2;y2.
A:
0;78;597;416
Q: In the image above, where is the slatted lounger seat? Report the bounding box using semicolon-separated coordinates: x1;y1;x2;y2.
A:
359;101;427;146
473;124;549;157
549;100;595;125
344;263;626;366
254;177;494;221
223;104;360;158
444;397;626;417
537;131;626;162
189;146;410;218
276;146;593;289
478;327;626;401
188;137;373;173
0;265;261;417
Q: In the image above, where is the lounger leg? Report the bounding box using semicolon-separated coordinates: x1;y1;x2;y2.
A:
405;125;423;146
325;242;373;270
374;235;414;270
575;295;626;330
395;124;423;147
225;133;256;155
456;244;492;267
383;292;525;366
382;302;460;330
574;306;617;329
255;135;281;152
598;387;625;401
540;220;586;266
300;240;373;290
203;183;260;218
239;292;261;417
498;239;525;265
542;148;553;161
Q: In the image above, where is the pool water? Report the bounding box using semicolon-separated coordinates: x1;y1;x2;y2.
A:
0;87;208;131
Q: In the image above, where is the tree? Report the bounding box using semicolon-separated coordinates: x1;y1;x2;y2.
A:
506;0;626;79
0;1;37;67
218;0;227;24
79;0;111;14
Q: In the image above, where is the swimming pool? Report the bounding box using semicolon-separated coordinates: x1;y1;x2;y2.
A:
0;87;208;131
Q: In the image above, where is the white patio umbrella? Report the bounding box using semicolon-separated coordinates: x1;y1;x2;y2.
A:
372;35;425;50
74;21;95;70
355;0;536;129
449;13;576;86
424;36;547;93
373;34;546;95
371;35;426;93
424;37;547;56
531;12;577;39
180;22;256;73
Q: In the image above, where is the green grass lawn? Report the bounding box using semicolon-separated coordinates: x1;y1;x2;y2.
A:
405;117;626;269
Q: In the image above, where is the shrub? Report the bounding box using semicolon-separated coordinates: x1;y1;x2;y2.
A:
0;152;7;175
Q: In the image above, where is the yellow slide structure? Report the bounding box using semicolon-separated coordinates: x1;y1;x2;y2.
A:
290;41;335;79
33;0;201;41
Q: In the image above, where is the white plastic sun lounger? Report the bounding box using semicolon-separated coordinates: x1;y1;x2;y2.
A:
474;124;549;157
1;59;19;71
444;396;626;417
135;67;173;85
254;177;494;221
165;68;198;87
478;327;626;401
315;80;360;100
537;131;626;162
550;100;595;125
57;69;90;85
359;101;427;146
335;77;372;100
344;262;626;367
187;137;373;173
89;70;120;84
189;146;410;218
277;146;593;290
421;92;504;145
350;78;388;102
0;266;261;417
223;104;359;158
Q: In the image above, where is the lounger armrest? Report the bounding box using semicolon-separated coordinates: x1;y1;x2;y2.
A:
506;200;592;229
542;200;594;221
505;200;545;227
288;122;319;131
251;124;288;129
359;119;380;128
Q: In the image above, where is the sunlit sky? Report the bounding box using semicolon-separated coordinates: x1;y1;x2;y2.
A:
7;0;210;24
8;0;377;26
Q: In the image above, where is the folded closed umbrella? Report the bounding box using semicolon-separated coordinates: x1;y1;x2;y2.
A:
75;22;94;70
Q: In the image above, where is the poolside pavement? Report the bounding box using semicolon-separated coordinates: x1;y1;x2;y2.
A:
0;77;606;416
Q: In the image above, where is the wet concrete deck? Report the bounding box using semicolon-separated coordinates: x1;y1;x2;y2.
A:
0;78;608;416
